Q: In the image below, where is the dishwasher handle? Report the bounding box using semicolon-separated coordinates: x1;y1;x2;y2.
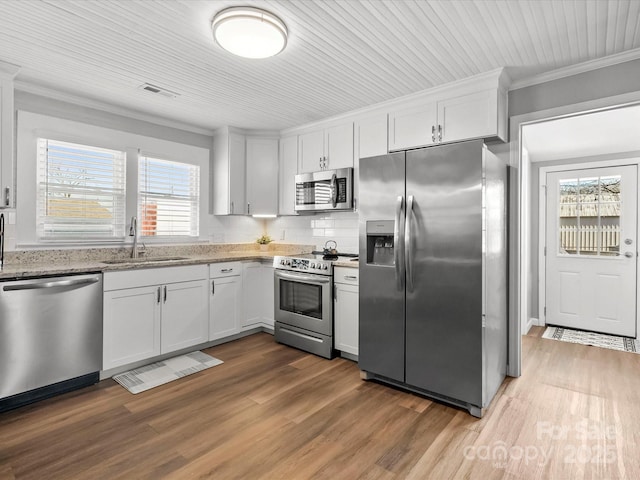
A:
2;277;100;291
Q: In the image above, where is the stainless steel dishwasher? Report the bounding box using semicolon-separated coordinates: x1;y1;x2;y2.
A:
0;273;103;412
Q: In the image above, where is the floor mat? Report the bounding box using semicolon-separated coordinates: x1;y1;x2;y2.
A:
113;351;224;394
542;326;637;353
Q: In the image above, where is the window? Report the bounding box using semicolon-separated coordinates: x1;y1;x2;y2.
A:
558;175;621;256
138;155;200;237
37;139;126;240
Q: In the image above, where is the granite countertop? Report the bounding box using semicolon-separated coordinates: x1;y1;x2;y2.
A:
333;259;359;268
0;243;315;280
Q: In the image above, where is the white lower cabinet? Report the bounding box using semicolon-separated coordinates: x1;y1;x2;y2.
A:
103;286;162;370
103;265;209;370
209;262;242;340
242;261;275;330
334;267;359;356
160;280;209;353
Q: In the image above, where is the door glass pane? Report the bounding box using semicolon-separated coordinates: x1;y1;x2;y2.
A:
559;179;578;255
557;174;621;257
600;175;621;256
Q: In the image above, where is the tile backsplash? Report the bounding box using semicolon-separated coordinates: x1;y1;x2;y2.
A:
267;211;359;254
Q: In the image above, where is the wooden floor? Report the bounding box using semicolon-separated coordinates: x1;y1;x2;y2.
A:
1;327;639;479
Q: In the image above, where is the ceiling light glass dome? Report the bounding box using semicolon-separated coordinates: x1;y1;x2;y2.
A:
212;7;288;59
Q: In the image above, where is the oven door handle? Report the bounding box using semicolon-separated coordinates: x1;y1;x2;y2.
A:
275;270;331;284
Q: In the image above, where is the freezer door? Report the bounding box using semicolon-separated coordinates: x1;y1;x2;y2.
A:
358;152;406;382
405;140;484;406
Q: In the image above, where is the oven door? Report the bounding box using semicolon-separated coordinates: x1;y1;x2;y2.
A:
274;270;332;335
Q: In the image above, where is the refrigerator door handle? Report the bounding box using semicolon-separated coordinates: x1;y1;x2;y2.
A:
394;195;405;290
405;195;415;292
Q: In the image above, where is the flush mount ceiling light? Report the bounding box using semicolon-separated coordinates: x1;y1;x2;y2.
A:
212;6;288;59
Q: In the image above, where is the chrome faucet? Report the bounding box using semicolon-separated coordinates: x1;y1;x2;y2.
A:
129;216;139;258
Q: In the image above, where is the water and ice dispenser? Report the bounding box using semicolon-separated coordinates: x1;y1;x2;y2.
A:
366;220;395;266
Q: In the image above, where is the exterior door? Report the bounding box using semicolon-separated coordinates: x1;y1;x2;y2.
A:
546;166;637;337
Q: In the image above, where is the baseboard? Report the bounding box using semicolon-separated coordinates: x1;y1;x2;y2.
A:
523;317;534;334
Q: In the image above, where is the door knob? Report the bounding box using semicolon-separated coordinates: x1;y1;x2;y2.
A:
624;252;634;258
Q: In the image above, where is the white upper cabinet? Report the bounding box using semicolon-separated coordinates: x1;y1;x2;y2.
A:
213;128;279;216
0;62;19;209
212;128;246;215
278;135;298;216
388;102;438;151
437;89;502;144
388;87;507;151
246;136;278;216
356;113;388;159
298;122;354;173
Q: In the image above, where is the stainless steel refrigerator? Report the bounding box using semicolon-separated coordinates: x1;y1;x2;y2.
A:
358;139;507;418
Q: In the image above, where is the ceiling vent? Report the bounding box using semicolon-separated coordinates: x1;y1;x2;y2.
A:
138;83;180;98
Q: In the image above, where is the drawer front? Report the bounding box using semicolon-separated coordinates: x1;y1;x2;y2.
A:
334;267;359;286
274;322;333;359
209;261;242;278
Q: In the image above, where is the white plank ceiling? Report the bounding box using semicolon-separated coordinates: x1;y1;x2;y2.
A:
1;0;639;132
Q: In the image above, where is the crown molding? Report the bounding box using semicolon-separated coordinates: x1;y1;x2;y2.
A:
510;47;640;91
0;60;20;79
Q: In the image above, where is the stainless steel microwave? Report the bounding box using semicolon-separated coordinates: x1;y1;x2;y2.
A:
294;167;354;212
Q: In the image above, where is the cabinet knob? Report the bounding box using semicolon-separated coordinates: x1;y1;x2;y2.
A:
431;125;436;143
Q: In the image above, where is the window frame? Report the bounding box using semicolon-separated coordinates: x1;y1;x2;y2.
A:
16;110;210;248
36;138;128;242
137;153;201;239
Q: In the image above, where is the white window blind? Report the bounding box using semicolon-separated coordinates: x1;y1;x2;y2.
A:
138;155;200;237
37;138;126;240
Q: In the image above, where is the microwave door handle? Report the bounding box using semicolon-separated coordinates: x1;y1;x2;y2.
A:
330;173;338;207
394;196;404;291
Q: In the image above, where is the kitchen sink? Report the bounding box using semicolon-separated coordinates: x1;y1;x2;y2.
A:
101;256;189;265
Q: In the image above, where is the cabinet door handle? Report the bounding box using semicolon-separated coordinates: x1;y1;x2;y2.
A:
212;281;215;295
163;285;167;303
221;268;233;273
231;201;234;214
334;284;337;301
247;203;251;215
431;125;436;143
4;187;9;206
344;275;358;281
438;124;442;142
157;286;161;304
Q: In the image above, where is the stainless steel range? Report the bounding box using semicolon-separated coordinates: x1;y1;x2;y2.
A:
273;252;356;359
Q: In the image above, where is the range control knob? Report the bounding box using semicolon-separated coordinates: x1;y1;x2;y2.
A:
280;259;286;265
322;264;329;270
310;262;315;268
